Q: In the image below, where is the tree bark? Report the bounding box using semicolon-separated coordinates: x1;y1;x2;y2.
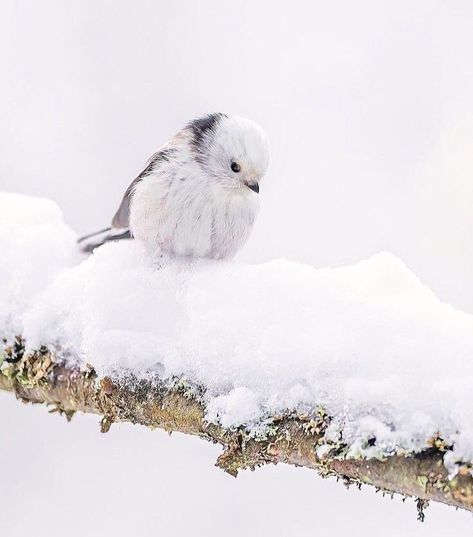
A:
1;342;473;518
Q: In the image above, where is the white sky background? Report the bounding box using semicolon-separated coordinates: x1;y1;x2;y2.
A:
1;1;473;534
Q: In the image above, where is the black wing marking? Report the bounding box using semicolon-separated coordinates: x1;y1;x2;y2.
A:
111;147;176;229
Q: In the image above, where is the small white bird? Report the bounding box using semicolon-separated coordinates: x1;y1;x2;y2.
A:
79;113;269;259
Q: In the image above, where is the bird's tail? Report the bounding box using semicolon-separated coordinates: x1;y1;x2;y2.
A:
77;227;132;253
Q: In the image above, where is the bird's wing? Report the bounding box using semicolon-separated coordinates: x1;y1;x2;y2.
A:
111;146;176;229
111;176;141;229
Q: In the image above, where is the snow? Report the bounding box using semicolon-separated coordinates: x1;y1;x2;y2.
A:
2;193;473;472
0;193;78;336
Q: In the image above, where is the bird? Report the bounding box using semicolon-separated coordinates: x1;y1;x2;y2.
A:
78;113;269;260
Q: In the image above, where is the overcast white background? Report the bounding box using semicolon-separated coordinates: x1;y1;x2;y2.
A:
1;1;473;535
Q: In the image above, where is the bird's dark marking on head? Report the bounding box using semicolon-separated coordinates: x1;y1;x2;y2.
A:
187;113;227;159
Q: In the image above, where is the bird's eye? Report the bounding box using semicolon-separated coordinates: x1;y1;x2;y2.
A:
231;161;241;173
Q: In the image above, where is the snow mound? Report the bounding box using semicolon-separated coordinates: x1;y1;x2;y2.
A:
2;193;473;470
0;193;78;335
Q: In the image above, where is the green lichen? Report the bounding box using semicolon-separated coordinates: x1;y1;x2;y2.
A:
417;475;428;493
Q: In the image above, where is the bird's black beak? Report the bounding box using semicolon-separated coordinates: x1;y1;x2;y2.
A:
246;182;259;194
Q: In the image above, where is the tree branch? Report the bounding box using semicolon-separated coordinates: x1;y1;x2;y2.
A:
2;342;473;517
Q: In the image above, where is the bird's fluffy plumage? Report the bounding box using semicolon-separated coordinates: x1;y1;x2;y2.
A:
79;113;269;259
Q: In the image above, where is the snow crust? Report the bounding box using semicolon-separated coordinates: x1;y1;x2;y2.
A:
2;193;473;470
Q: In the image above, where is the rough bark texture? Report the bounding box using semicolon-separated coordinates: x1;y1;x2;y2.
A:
2;342;473;519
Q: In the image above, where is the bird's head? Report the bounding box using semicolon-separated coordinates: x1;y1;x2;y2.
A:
187;113;269;193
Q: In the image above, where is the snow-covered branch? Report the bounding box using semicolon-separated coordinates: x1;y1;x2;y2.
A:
1;343;473;517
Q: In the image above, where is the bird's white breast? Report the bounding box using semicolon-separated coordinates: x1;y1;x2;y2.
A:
129;174;259;260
